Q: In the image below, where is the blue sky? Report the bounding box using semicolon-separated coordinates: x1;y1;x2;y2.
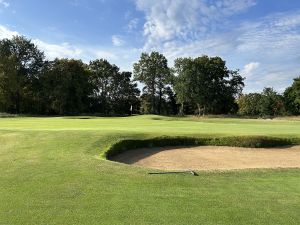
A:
1;0;300;93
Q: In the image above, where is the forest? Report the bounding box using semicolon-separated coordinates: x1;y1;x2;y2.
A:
0;36;299;116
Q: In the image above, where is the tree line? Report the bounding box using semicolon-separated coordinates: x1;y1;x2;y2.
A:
0;36;299;116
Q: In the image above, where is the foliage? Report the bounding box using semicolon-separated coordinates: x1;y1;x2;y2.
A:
1;35;300;117
259;87;285;116
238;88;285;117
284;76;300;115
237;93;262;116
0;36;44;113
89;59;140;115
133;51;172;114
39;59;91;115
173;56;244;115
0;36;140;115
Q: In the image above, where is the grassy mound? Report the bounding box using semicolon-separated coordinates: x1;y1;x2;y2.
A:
104;136;297;159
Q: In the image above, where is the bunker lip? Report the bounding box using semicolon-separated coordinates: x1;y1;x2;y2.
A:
111;145;300;171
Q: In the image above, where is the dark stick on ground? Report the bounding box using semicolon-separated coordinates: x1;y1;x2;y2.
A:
148;171;199;176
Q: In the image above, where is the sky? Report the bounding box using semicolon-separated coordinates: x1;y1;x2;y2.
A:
0;0;300;93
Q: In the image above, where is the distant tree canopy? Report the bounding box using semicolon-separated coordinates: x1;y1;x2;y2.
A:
284;76;300;115
173;56;244;115
0;36;140;115
39;59;91;115
0;35;299;117
133;51;172;114
0;36;44;113
89;59;140;115
238;88;285;117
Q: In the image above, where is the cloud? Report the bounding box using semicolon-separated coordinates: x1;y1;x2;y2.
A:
236;13;300;58
0;24;138;71
32;39;83;59
0;25;18;39
112;35;125;46
0;25;83;60
95;50;118;60
135;0;256;49
127;18;139;31
0;0;9;8
133;3;300;92
242;62;260;77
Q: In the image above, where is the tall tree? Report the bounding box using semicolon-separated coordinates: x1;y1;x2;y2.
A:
89;59;140;115
40;59;91;115
173;58;193;115
174;55;244;115
133;52;171;114
0;36;44;113
109;71;140;115
284;76;300;115
89;59;119;114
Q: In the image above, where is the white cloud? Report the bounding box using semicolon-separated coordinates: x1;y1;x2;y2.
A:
112;35;125;46
127;18;139;31
0;25;84;60
0;25;18;39
32;39;83;59
236;13;300;57
95;50;118;60
133;5;300;92
0;25;133;69
0;25;85;60
242;62;260;77
135;0;256;49
0;0;9;8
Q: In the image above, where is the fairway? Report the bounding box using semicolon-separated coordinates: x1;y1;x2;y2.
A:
1;115;300;225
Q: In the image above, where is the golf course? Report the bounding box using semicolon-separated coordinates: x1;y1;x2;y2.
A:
1;115;300;225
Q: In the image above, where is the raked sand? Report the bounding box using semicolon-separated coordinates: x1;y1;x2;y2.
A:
112;145;300;171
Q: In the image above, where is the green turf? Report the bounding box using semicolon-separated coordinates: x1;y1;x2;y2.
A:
0;115;300;225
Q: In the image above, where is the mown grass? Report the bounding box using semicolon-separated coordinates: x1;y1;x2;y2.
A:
0;115;300;225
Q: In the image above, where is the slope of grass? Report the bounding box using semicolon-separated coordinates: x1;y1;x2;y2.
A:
1;115;300;225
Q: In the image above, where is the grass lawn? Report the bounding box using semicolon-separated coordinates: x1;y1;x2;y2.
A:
0;115;300;225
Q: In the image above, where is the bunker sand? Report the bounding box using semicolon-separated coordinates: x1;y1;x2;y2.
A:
112;145;300;171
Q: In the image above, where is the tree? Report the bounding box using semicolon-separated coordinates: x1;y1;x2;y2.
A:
133;52;171;114
284;76;300;115
174;55;244;115
173;58;192;115
89;59;119;114
89;59;140;115
40;59;91;115
164;86;178;115
109;71;140;115
237;93;262;116
259;87;285;117
0;36;44;113
238;88;285;117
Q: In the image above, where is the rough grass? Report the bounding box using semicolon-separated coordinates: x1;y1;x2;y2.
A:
1;115;300;225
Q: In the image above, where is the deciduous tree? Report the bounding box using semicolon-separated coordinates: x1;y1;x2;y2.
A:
133;52;171;114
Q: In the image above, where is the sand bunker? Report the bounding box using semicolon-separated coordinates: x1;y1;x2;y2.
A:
112;145;300;171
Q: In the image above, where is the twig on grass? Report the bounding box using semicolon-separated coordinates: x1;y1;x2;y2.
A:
148;171;199;176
